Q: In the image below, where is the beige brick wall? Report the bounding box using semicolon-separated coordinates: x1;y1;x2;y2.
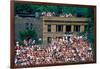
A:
51;25;56;32
43;16;89;21
71;25;74;32
63;25;66;32
43;24;47;33
43;16;89;44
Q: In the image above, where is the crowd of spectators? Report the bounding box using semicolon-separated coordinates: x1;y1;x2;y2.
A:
17;11;75;18
15;34;93;66
41;12;73;17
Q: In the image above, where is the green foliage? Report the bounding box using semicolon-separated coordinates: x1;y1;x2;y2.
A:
15;3;95;44
15;3;90;17
15;3;33;14
19;29;37;41
87;8;95;43
76;7;95;44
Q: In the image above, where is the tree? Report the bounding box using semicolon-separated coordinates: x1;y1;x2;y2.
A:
15;3;91;17
19;29;37;41
87;7;95;43
15;3;34;14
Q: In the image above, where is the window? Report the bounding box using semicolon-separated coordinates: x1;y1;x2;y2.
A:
74;25;80;32
48;25;51;32
25;23;29;26
56;25;63;32
25;23;29;30
30;23;33;30
66;25;71;32
25;23;33;30
26;27;29;30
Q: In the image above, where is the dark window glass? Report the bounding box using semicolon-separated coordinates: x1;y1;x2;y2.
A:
25;23;29;26
26;27;29;30
25;23;29;30
48;25;51;32
25;23;33;30
30;23;33;30
56;25;63;32
66;25;71;32
74;25;80;32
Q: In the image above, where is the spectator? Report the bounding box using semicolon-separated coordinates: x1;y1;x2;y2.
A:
15;34;94;66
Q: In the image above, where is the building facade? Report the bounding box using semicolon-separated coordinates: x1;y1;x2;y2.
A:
43;16;89;44
15;15;89;44
15;15;43;41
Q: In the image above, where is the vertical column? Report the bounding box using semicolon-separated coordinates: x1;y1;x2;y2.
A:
51;25;56;39
43;24;47;33
52;25;56;32
43;20;47;44
80;25;84;32
63;25;66;32
71;25;74;32
43;35;47;44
